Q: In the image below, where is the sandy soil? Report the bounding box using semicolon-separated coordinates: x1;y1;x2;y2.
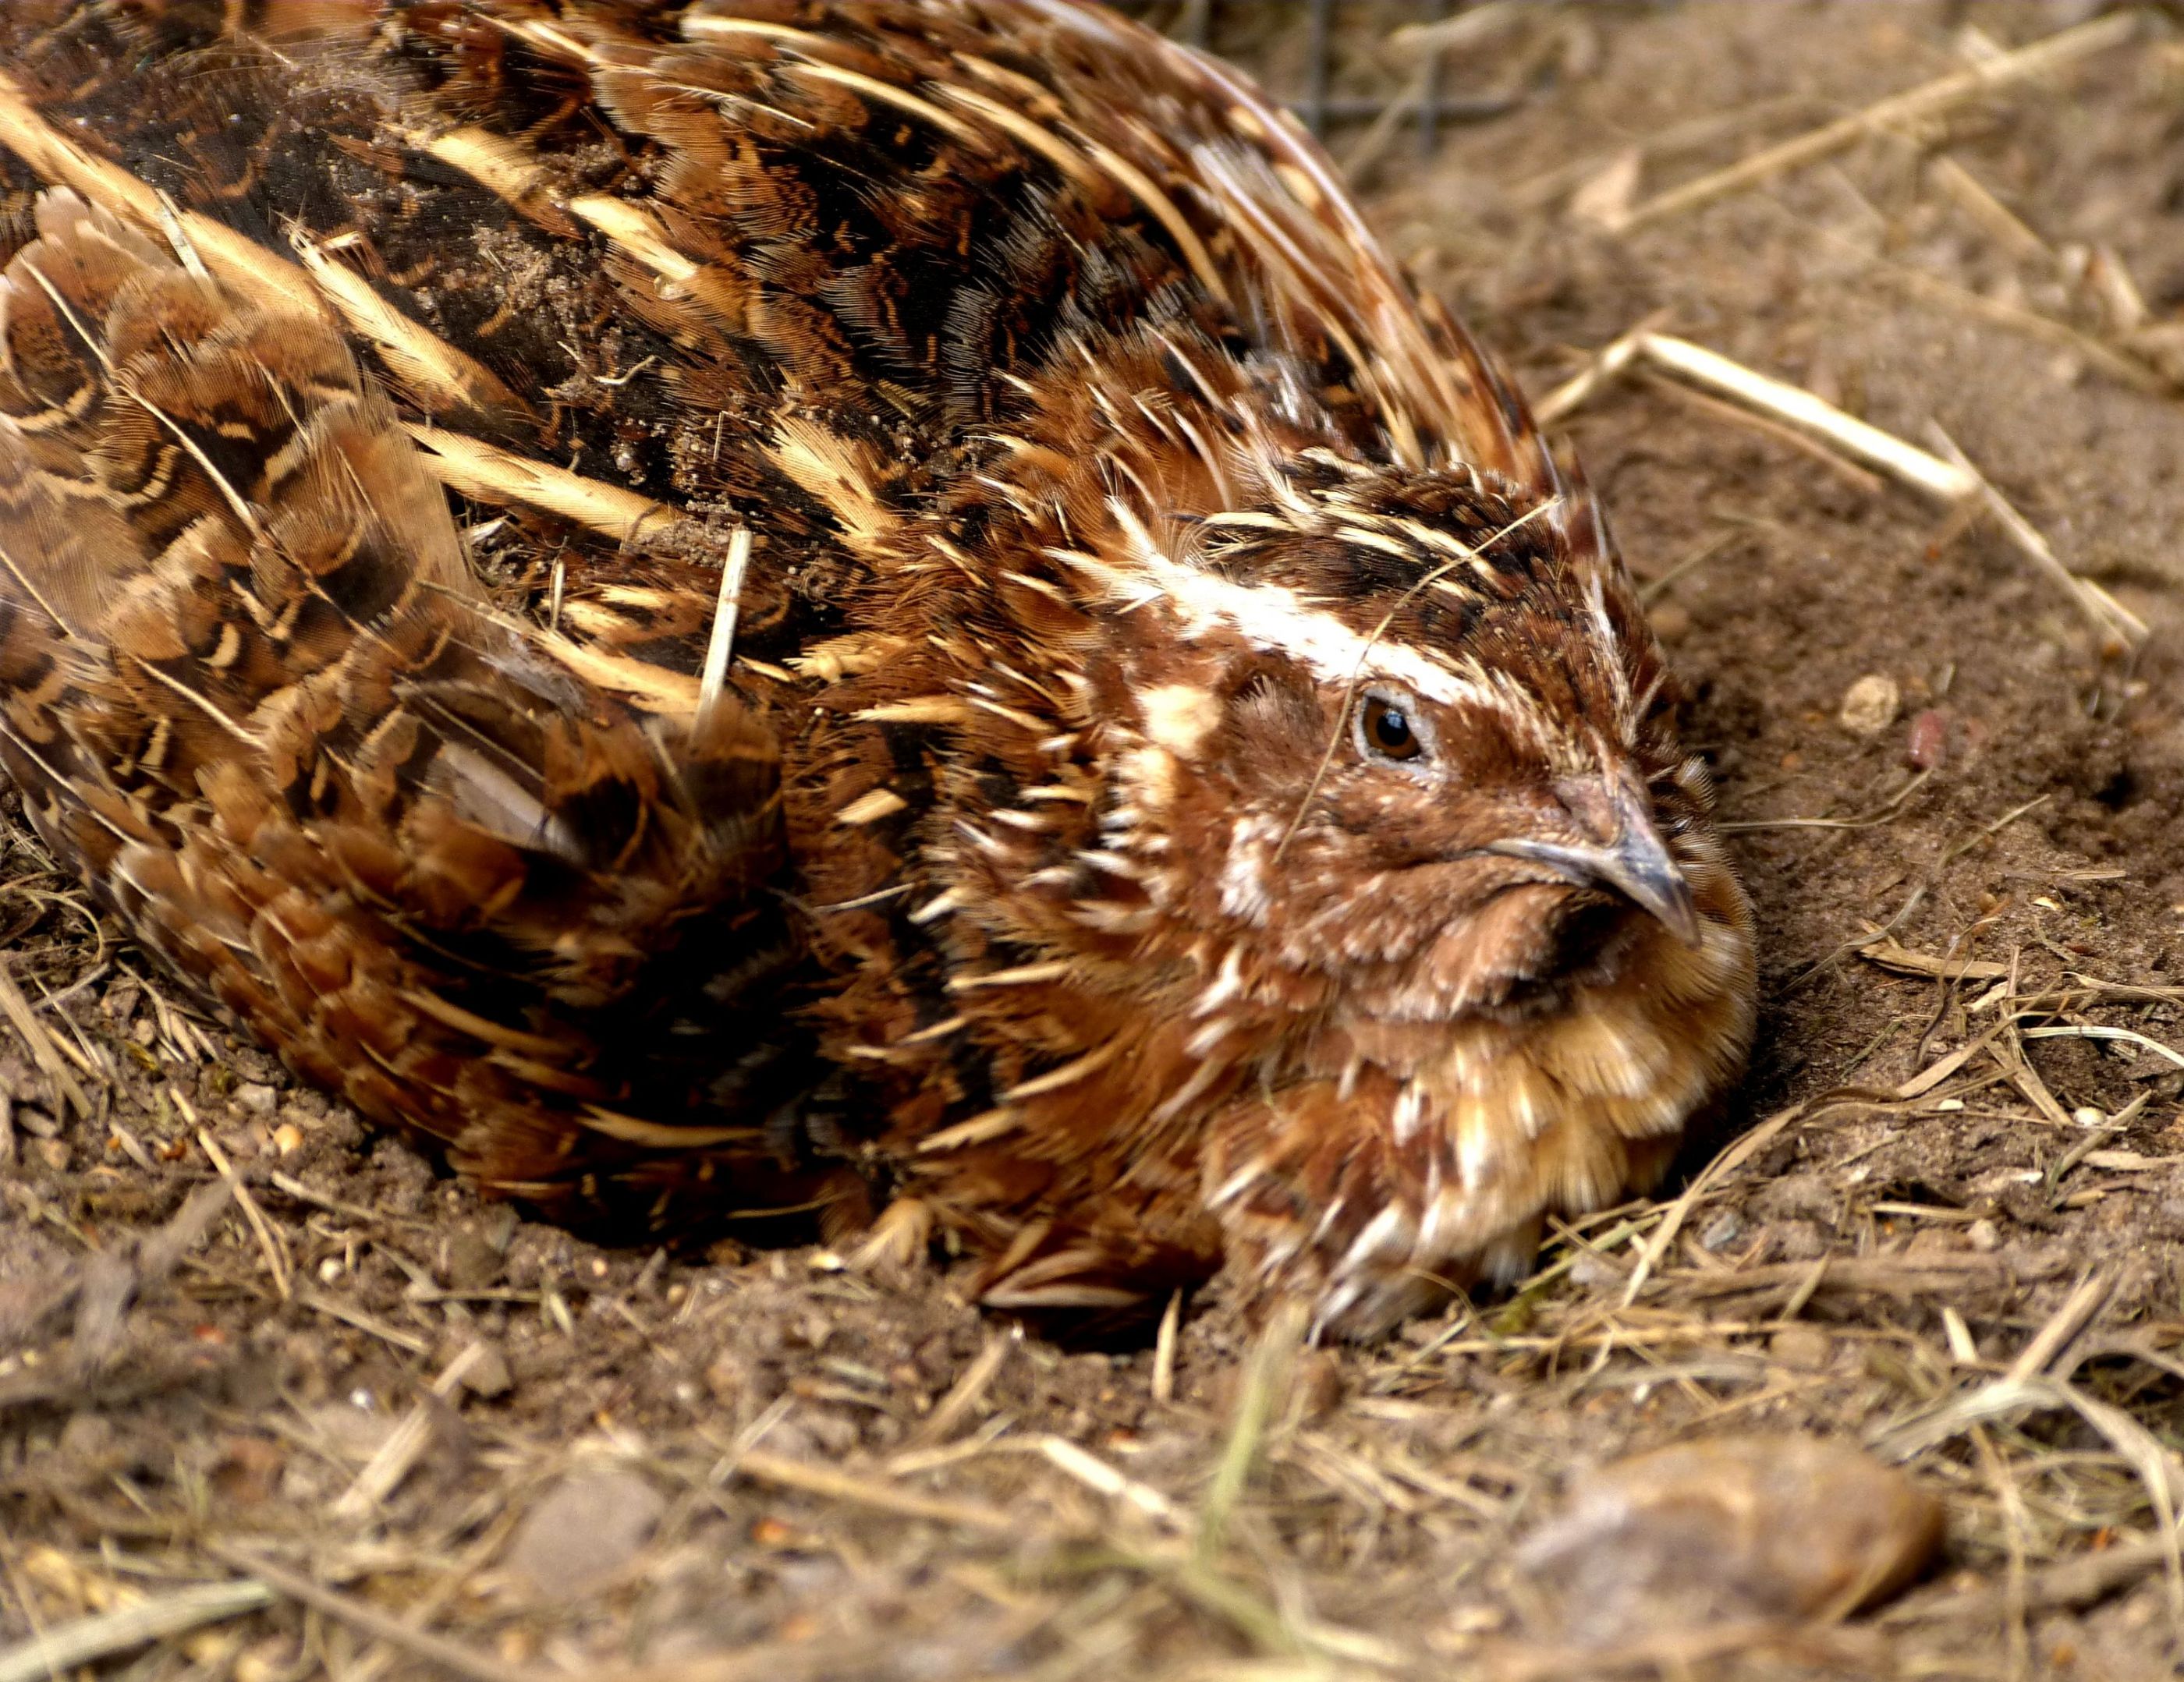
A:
8;3;2184;1678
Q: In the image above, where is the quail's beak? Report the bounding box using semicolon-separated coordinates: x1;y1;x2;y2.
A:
1485;776;1704;947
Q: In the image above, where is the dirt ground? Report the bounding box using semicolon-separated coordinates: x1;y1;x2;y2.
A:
9;2;2184;1677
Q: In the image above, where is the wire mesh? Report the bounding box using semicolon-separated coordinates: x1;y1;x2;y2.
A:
1116;0;1512;155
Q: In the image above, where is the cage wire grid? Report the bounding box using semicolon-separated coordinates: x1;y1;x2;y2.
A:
1125;0;1516;155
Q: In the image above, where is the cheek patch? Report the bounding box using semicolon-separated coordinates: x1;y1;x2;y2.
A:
1137;682;1222;759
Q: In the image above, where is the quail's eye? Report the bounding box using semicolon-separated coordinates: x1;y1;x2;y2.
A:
1359;694;1425;763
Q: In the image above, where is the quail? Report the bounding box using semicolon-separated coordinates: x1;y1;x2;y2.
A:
0;0;1756;1336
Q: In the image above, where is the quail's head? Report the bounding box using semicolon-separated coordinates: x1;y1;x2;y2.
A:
1073;458;1757;1336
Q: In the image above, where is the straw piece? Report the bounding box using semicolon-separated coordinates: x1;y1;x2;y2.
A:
732;1448;1018;1534
0;1581;275;1682
0;957;89;1117
1613;12;2140;230
1925;424;2148;650
1637;335;1976;501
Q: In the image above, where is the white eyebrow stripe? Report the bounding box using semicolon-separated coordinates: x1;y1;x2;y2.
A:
1102;501;1497;708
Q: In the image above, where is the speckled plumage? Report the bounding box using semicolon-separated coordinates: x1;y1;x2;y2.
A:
0;0;1755;1335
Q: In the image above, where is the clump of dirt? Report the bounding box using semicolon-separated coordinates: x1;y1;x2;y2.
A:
9;5;2184;1679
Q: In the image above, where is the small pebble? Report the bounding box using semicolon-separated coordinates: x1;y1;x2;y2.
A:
1838;674;1901;736
456;1341;513;1399
1569;1251;1623;1291
232;1081;278;1117
1647;601;1692;643
1516;1433;1941;1645
1768;1324;1833;1372
442;1231;505;1292
1906;707;1948;770
505;1467;665;1599
704;1347;747;1405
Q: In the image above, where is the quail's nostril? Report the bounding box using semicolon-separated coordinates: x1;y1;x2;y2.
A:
1550;776;1624;848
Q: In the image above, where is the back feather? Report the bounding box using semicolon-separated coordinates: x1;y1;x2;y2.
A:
0;189;800;1211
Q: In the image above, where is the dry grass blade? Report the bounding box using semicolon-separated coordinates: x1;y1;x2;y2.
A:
2023;1022;2184;1071
1342;2;1527;178
0;1580;275;1682
334;1343;491;1518
1722;769;1934;835
1037;1435;1183;1528
1533;321;1654;427
1874;260;2170;397
298;1287;434;1356
1928;154;2051;262
2003;1270;2115;1383
1152;1287;1182;1404
1924;425;2147;650
1611;10;2141;229
731;1447;1019;1534
1197;1299;1306;1563
1857;937;2009;983
909;1331;1012;1447
695;525;753;732
196;1128;292;1300
1619;1104;1800;1306
201;1543;537;1682
1892;1530;2184;1621
0;956;87;1118
1878;1373;2184;1618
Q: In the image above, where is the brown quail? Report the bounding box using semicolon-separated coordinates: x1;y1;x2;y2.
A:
0;0;1756;1337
